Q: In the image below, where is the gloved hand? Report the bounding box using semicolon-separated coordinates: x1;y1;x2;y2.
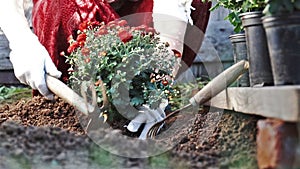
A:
126;99;168;140
0;0;61;99
10;38;62;99
153;0;194;53
153;0;195;77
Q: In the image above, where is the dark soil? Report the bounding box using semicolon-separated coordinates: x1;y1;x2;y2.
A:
0;96;261;169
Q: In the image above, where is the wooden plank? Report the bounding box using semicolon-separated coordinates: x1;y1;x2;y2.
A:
0;70;21;85
0;56;13;70
205;86;300;122
0;31;13;70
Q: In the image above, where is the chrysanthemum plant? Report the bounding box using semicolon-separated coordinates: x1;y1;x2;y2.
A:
64;20;181;120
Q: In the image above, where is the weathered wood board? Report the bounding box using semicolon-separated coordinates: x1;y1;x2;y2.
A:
0;30;20;85
205;86;300;122
0;70;20;85
0;31;12;70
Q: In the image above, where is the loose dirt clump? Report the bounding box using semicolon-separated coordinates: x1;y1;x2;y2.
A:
171;107;260;168
0;96;85;135
0;96;262;168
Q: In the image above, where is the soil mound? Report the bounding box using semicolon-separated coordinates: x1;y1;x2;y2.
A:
0;96;261;168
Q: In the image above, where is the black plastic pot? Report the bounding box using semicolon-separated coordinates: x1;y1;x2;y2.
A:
262;12;300;85
229;33;250;87
240;11;274;86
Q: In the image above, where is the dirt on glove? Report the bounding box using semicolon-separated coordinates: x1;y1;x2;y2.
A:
0;96;261;169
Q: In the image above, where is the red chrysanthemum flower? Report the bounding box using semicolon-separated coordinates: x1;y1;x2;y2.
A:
118;29;133;43
133;24;147;31
67;41;79;53
76;33;87;42
67;35;74;43
79;21;88;32
78;41;85;47
145;27;157;35
96;29;108;36
81;47;90;56
107;20;118;29
85;58;91;63
172;49;182;58
90;21;100;27
117;20;128;27
60;51;65;56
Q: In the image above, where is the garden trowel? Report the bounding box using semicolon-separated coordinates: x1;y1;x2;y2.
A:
147;60;249;138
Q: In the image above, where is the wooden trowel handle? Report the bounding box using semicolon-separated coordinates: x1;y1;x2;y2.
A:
189;60;249;106
46;75;92;115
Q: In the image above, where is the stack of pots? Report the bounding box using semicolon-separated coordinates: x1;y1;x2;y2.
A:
262;12;300;85
239;11;274;87
229;33;250;87
238;11;300;87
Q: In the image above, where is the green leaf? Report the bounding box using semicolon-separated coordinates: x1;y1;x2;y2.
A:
283;0;294;13
295;0;300;10
130;97;144;106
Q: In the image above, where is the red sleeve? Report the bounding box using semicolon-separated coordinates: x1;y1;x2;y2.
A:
182;0;212;68
32;0;119;83
115;0;154;27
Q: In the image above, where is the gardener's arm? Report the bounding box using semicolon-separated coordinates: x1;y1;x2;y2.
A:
0;0;61;99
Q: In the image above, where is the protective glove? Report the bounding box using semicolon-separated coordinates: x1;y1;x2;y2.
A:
0;0;61;99
153;0;194;53
153;0;195;77
126;99;168;140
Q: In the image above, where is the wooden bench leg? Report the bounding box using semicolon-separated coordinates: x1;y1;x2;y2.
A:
257;119;300;169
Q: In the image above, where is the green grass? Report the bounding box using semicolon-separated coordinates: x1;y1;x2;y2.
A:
149;153;170;169
0;85;31;105
88;145;118;168
4;155;32;169
227;153;258;169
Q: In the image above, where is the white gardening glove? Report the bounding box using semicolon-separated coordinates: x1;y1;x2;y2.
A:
153;0;194;53
126;99;168;140
0;0;61;99
153;0;194;77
